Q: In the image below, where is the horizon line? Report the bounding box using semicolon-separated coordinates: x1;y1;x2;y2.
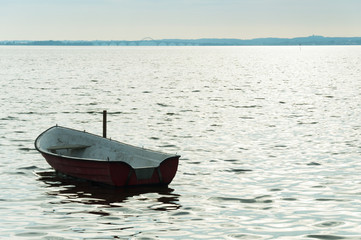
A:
2;35;361;42
1;35;361;46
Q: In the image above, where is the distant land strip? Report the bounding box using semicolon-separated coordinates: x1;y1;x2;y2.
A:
1;35;361;46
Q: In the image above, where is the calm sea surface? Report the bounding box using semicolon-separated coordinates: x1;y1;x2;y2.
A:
1;46;361;239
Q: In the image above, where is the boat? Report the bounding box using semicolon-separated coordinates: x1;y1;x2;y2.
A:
35;126;180;187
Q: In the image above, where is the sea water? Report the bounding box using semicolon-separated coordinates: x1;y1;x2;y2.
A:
1;45;361;239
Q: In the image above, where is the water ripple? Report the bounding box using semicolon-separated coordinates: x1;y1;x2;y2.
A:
1;46;361;239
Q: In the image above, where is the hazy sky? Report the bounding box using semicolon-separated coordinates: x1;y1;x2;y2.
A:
1;0;360;40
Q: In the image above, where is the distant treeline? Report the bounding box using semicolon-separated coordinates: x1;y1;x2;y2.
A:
1;36;361;46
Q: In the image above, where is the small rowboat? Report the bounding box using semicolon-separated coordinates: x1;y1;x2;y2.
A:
35;126;180;187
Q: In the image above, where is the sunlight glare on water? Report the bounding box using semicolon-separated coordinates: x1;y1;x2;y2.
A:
1;46;361;239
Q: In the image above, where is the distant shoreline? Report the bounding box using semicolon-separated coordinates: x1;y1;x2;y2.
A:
1;36;361;46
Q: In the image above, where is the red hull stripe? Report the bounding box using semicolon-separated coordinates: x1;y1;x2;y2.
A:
43;153;179;187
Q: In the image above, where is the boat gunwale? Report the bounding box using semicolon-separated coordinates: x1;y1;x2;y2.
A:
34;125;181;164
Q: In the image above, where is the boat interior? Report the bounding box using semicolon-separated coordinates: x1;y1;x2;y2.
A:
36;126;175;169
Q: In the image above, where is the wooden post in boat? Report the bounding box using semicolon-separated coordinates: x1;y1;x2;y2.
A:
103;110;107;138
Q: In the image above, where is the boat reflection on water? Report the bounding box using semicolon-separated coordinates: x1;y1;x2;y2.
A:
36;171;181;211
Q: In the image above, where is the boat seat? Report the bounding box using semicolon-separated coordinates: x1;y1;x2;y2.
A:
48;144;91;151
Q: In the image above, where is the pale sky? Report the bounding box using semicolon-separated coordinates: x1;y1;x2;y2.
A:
1;0;360;40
